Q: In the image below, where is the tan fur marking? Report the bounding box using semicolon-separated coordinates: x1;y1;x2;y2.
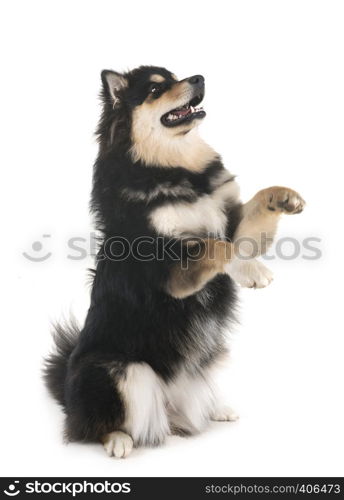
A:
166;239;233;299
150;74;166;83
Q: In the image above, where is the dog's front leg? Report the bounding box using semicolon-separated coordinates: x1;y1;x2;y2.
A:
227;186;305;288
166;238;234;299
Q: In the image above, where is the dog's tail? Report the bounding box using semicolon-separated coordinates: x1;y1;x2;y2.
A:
43;320;79;407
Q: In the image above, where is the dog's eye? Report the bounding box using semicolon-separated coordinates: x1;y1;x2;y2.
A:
149;83;162;97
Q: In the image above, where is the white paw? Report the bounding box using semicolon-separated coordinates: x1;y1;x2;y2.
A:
103;431;133;458
212;405;239;422
226;258;273;289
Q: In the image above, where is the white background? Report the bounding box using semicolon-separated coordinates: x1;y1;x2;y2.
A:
1;0;343;477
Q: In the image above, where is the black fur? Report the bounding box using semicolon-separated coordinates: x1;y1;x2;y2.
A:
44;66;242;444
44;321;79;406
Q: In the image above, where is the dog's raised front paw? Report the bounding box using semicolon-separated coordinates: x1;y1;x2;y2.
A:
103;431;133;458
261;186;305;214
226;258;273;289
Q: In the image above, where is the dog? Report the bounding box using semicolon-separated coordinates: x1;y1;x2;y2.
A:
44;65;305;458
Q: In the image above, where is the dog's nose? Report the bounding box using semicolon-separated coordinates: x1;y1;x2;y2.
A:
188;75;205;87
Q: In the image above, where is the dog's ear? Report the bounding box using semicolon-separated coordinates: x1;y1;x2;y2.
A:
101;70;128;104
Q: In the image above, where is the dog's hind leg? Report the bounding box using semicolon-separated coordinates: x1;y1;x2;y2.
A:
227;186;305;288
63;358;128;449
65;359;169;458
115;362;170;449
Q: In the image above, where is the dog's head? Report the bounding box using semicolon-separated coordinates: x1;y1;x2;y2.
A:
99;66;208;167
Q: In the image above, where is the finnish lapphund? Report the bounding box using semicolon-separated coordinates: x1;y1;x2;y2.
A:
44;65;305;458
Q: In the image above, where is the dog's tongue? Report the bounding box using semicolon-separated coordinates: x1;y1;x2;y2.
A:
174;107;191;117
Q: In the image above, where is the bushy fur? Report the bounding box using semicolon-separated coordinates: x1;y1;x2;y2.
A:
44;66;243;446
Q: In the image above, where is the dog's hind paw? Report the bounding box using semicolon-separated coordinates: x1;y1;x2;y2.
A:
211;406;239;422
103;431;133;458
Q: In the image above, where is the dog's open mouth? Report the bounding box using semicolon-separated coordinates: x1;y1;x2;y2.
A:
161;92;206;127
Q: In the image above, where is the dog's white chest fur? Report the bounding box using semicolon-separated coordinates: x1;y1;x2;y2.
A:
149;176;239;238
149;195;227;238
